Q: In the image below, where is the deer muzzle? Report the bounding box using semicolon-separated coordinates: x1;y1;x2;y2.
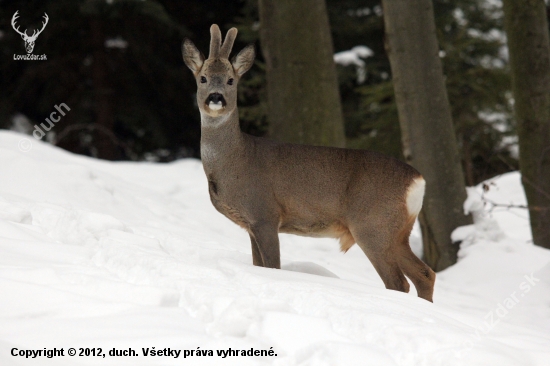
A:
206;93;226;111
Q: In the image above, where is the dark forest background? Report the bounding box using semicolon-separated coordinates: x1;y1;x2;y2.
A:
0;0;528;185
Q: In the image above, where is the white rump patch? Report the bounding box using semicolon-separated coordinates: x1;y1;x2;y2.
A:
209;102;223;111
406;177;425;216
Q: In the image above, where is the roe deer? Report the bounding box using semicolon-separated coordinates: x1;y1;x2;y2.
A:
182;25;435;302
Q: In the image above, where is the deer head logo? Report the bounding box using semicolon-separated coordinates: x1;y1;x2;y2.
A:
11;11;49;54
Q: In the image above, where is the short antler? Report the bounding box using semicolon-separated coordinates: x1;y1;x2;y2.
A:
209;24;238;59
209;24;222;58
220;28;238;59
11;11;27;38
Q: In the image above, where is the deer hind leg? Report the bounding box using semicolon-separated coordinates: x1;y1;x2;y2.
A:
248;222;281;269
396;231;435;301
397;245;435;302
249;234;264;267
394;215;436;302
351;224;410;294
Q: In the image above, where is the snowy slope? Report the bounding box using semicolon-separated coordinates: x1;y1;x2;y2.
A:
0;131;549;366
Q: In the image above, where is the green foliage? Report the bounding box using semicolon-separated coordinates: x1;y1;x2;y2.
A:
337;0;516;185
0;0;241;160
230;0;267;137
0;0;520;177
328;0;399;155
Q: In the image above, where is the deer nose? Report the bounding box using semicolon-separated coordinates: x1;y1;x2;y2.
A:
207;93;225;105
206;93;226;109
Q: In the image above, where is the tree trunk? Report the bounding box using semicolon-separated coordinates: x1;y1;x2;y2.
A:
382;0;472;271
258;0;345;147
502;0;550;249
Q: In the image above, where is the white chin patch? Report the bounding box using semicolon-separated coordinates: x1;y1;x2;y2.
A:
209;102;223;111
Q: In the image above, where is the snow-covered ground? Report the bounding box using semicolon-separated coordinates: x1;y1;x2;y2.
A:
0;131;548;365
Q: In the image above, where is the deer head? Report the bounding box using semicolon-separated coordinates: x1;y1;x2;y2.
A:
11;11;49;54
182;25;255;118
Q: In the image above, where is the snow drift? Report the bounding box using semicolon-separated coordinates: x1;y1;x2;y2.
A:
0;131;548;365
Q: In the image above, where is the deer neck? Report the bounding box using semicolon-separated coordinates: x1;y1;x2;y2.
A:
200;108;245;169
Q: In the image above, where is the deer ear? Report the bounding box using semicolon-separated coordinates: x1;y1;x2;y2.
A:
232;44;255;77
182;38;205;75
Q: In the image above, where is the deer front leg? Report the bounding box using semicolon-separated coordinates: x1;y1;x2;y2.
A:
248;222;280;269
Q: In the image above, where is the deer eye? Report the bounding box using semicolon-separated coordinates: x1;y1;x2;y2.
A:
200;76;207;83
227;78;234;85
